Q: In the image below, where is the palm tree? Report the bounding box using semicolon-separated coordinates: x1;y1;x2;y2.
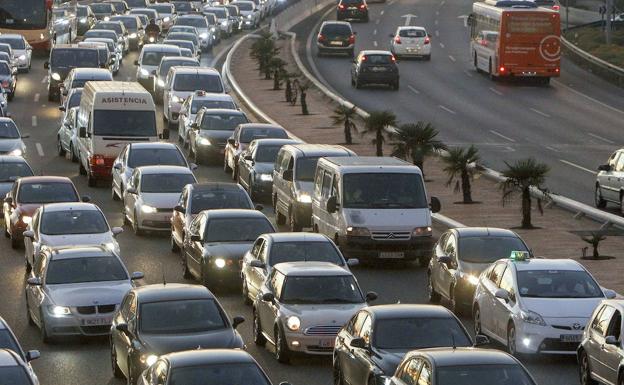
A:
331;105;358;144
500;158;550;229
362;110;397;156
391;122;446;175
442;145;480;203
298;79;311;115
250;31;279;78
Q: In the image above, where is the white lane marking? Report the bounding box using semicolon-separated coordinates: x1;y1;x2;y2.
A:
552;80;624;116
36;143;44;157
489;130;516;142
448;55;456;62
440;0;445;5
464;70;473;77
530;107;550;118
559;159;596;174
373;29;377;35
41;76;47;84
489;87;503;96
380;10;384;15
31;116;37;127
435;30;439;36
505;146;516;152
375;19;380;25
588;132;615;144
438;105;456;114
545;145;560;152
408;85;420;94
34;93;40;103
439;42;445;48
436;11;439;15
373;41;378;47
434;20;438;25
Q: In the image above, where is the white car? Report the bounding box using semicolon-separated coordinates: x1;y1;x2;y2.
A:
389;26;431;60
253;261;376;363
163;67;225;129
111;142;194;201
472;255;616;356
178;91;237;147
203;6;233;36
174;15;213;51
25;245;143;342
134;44;181;89
57;106;80;162
23;202;123;270
230;1;259;29
0;34;32;72
123;165;197;235
0;118;27;157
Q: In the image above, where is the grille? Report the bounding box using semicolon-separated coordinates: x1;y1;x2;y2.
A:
552;324;585;331
371;231;411;240
98;304;116;313
76;306;96;315
304;325;342;336
155;208;172;213
307;346;334;353
75;305;116;314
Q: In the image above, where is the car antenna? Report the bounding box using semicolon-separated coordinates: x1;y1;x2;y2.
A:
162;264;166;286
451;333;456;350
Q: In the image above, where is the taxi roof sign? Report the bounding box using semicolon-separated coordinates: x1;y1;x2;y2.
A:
510;250;530;261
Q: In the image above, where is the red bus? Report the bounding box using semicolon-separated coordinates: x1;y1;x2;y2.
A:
469;0;561;83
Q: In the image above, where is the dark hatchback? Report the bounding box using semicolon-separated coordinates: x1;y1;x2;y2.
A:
44;45;101;101
337;0;369;22
317;21;356;57
351;50;399;90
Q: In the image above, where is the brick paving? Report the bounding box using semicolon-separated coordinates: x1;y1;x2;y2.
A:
230;36;624;293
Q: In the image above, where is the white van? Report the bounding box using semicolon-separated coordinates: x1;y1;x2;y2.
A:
311;156;441;266
77;81;158;187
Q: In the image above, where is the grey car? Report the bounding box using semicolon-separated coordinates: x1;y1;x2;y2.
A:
596;148;624;213
578;299;624;385
0;349;39;385
0;60;16;100
0;156;33;204
0;118;28;157
189;108;249;165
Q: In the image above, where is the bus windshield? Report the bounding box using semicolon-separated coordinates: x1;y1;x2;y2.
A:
93;110;157;137
0;0;48;29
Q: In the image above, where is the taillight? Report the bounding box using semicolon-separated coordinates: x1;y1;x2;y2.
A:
391;55;396;62
90;155;105;166
394;36;401;44
555;68;560;73
338;4;346;9
359;4;367;9
424;36;430;45
1;81;8;88
348;34;355;44
318;34;325;42
499;66;506;73
553;4;560;10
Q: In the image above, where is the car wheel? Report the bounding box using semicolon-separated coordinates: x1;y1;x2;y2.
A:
232;165;238;181
276;209;286;226
473;306;482;335
57;136;66;156
242;279;252;305
25;295;35;326
170;232;180;252
201;264;211;288
289;208;302;232
354;78;361;89
620;192;624;215
507;322;518;356
424;54;431;61
79;160;87;175
111;343;123;378
595;185;607;208
274;324;291;363
248;178;257;201
10;232;20;249
427;273;441;303
132;210;143;236
489;59;496;80
123;207;130;226
333;361;344;385
392;80;399;90
48;92;55;102
87;173;97;187
579;350;598;385
182;254;193;279
253;309;266;346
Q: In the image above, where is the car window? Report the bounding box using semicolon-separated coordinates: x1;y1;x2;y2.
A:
499;267;516;302
363;54;393;65
488;263;506;285
616;154;624;172
279;153;291;174
401;358;423;385
594;305;616;336
359;315;372;343
399;29;426;38
250;238;264;258
271;271;285;298
608;152;620;167
321;171;332;198
321;23;351;35
120;294;133;320
351;312;368;337
444;234;457;258
417;363;431;385
607;310;622;340
33;254;46;278
331;175;339;200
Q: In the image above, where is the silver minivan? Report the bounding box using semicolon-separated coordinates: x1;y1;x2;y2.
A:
272;144;355;231
596;148;624;213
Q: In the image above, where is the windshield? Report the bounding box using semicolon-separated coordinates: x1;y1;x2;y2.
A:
71;75;111;89
205;14;216;24
93;110;157;137
90;3;113;13
0;61;9;75
0;367;32;385
126;0;147;6
177;17;207;28
40;210;108;236
374;318;471;349
174;74;222;92
0;162;33;182
0;121;19;138
128;148;186;168
204;217;273;242
241;127;286;143
113;17;138;30
399;29;426;37
142;50;177;66
46;256;128;285
343;173;427;209
200;113;247;131
165;40;194;51
159;59;198;77
207;8;227;17
0;330;21;358
141;173;195;193
0;0;47;29
322;24;351;35
168;33;198;44
235;2;253;11
437;364;535;385
18;182;78;204
131;9;157;19
459;236;528;264
517;270;603;298
295;157;320;182
169;363;270;385
190;190;252;214
269;241;343;266
281;275;363;304
96;23;123;34
140;299;226;334
191;99;235;114
255;145;284;163
77;7;88;17
85;30;118;41
0;37;24;50
225;6;239;15
51;49;100;68
175;3;194;12
109;2;127;12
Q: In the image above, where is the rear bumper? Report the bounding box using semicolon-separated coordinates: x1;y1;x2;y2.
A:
357;73;398;84
317;43;354;53
498;67;560;77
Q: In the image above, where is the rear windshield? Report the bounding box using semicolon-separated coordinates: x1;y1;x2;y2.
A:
235;2;253;11
241;127;287;143
113;17;138;30
93;110;157;137
207;8;227;17
341;0;364;4
174;74;223;92
90;3;114;12
363;54;393;64
176;17;207;28
321;24;351;35
159;60;199;78
0;37;24;50
51;49;99;68
200;113;248;131
399;29;426;37
128;148;186;168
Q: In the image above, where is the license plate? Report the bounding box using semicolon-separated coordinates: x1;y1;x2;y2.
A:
380;252;404;259
82;317;112;326
318;338;334;348
330;41;343;46
560;334;582;343
371;66;386;72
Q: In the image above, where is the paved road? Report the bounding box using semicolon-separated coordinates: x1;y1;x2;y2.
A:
299;0;624;207
0;21;578;385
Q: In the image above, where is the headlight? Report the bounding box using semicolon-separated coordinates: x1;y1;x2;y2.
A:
51;72;61;81
259;173;272;182
210;27;216;32
221;20;228;26
21;215;32;224
214;258;226;268
130;33;137;38
286;316;301;331
148;36;156;42
198;137;211;146
460;272;479;285
8;149;23;156
171;95;182;103
199;32;208;39
381;376;392;385
50;305;71;316
346;226;370;237
80;17;87;23
141;354;158;366
141;205;157;214
140;68;150;76
157;79;165;87
247;14;252;19
520;309;546;326
163;17;170;22
104;242;117;251
412;226;432;237
104;16;110;21
18;55;26;61
296;192;312;203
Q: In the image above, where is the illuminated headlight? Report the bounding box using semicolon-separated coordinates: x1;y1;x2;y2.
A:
460;272;479;286
148;36;156;42
104;16;110;21
346;226;370;237
259;173;272;182
140;68;150;76
198;137;211;146
381;376;392;385
210;27;216;32
141;354;158;366
8;149;23;156
18;55;26;61
296;192;312;203
104;242;117;251
214;258;226;268
221;21;228;26
130;33;137;38
21;215;32;224
51;72;61;81
199;32;208;39
412;226;432;237
80;17;87;23
286;316;301;331
50;305;71;316
520;310;546;326
171;95;182;103
61;19;69;25
141;205;157;214
247;14;252;19
157;79;165;87
163;16;170;22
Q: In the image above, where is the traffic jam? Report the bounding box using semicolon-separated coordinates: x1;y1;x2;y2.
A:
0;0;620;385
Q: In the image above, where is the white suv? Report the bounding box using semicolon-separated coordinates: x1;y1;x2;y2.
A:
595;148;624;212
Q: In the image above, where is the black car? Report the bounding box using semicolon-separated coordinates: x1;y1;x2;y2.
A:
351;50;399;90
337;0;369;22
333;304;483;385
110;283;245;385
189;108;249;164
0;61;16;100
317;21;356;57
106;0;130;14
44;45;101;101
77;5;97;35
0;156;34;198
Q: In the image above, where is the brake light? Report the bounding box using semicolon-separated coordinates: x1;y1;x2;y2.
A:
391;55;396;62
499;66;505;73
1;81;8;88
90;155;106;166
555;68;560;73
45;0;53;10
361;55;366;61
424;36;430;45
359;3;367;9
338;4;346;9
348;34;355;44
318;34;325;42
553;4;560;10
394;36;401;44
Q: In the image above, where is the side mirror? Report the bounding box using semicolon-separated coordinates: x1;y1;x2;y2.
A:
255;204;264;211
261;292;275;302
430;196;441;213
190;234;202;242
116;323;130;334
81;195;91;202
79;126;87;138
113;163;122;170
27;277;41;286
189;163;198;170
126;187;137;194
4;196;12;205
604;289;617;299
191;122;199;129
232;315;245;329
227;138;235;145
598;164;612;172
282;169;293;182
350;337;367;349
58;105;66;112
174;205;185;213
112;226;123;236
151;70;157;75
605;335;619;345
21;134;30;139
244;154;252;161
44;61;49;69
131;271;144;280
494;288;510;302
250;259;266;269
365;291;378;302
134;60;139;65
23;230;34;239
474;334;490;346
346;258;359;267
25;350;40;362
437;255;452;267
326;195;338;213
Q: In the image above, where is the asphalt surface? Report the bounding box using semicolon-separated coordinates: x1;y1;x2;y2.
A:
299;0;624;207
0;17;579;385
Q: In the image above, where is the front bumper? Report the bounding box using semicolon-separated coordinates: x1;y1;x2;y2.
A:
337;9;368;20
196;142;226;159
43;310;115;337
138;209;174;231
14;56;29;69
336;235;434;261
284;330;336;355
513;318;587;354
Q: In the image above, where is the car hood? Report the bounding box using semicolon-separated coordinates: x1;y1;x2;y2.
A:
253;162;273;174
295;181;314;194
199;130;233;142
343;208;431;229
141;192;182;208
520;297;604;319
283;303;365;323
204;242;253;259
141;328;242;354
47;280;131;307
458;260;493;277
0;139;24;152
40;232;114;248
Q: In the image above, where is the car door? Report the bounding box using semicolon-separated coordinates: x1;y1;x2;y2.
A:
335;312;358;383
437;233;457;300
598;151;621;202
238;143;254;187
276;153;293;215
430;232;448;292
24;210;41;267
587;305;616;381
60;109;73;151
480;262;506;337
492;265;516;340
601;308;622;383
171;188;187;244
185;214;204;277
26;253;47;326
112;145;128;193
259;270;283;338
125;171;141;219
248;238;267;298
113;293;134;377
611;154;624;202
350;314;375;385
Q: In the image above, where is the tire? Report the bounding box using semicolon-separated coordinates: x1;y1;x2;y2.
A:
26;296;35;326
40;311;51;344
427;273;441;303
333;362;345;385
507;322;518;356
242;279;252;305
112;184;121;201
289;208;302;232
488;59;496;81
424;54;431;61
79;161;87;175
474;52;481;73
201;264;211;288
183;255;193;279
170;232;180;252
8;91;14;101
354;78;361;89
253;309;266;346
48;92;55;102
579;350;599;385
126;356;136;385
449;285;462;315
473;306;482;336
349;48;354;58
231;165;238;181
620;193;624;216
111;343;123;379
391;80;399;90
70;143;78;162
57;136;66;156
595;185;607;208
274;324;291;363
10;233;20;249
276;209;286;225
248;178;257;201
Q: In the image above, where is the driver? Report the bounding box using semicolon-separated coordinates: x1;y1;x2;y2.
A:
145;19;161;37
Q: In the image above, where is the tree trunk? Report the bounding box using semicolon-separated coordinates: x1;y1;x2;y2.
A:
376;129;383;156
461;169;472;203
301;92;308;115
593;242;600;258
413;155;424;177
273;70;280;90
521;187;532;228
344;120;352;144
285;80;292;102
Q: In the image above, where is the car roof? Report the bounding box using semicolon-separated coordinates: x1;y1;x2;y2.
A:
274;261;352;276
203;208;267;219
322;21;352;26
410;347;519;367
0;155;28;164
508;258;584;271
137;165;193;174
252;138;300;147
285;144;354;157
172;67;220;75
397;26;426;30
360;50;393;55
323;156;412;167
364;304;456;319
165;349;256;367
19;176;73;184
42;202;100;212
264;232;330;243
134;283;215;302
71;68;112;77
46;245;116;260
0;349;20;367
141;44;180;52
129;142;179;150
190;182;245;192
161;56;198;63
454;227;521;238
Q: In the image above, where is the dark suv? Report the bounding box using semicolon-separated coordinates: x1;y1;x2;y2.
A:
351;50;399;90
44;45;101;101
317;21;356;57
337;0;369;22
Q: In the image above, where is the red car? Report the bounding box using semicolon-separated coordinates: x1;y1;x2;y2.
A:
3;176;87;248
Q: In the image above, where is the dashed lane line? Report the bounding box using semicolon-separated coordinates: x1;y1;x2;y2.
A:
530;108;551;118
34;93;40;103
373;29;377;35
31;116;37;127
489;87;503;96
380;10;384;15
448;55;456;62
489;130;516;142
559;159;596;174
36;143;44;157
435;30;439;36
408;85;420;94
438;105;456;114
373;41;378;47
439;42;445;48
588;132;615;144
